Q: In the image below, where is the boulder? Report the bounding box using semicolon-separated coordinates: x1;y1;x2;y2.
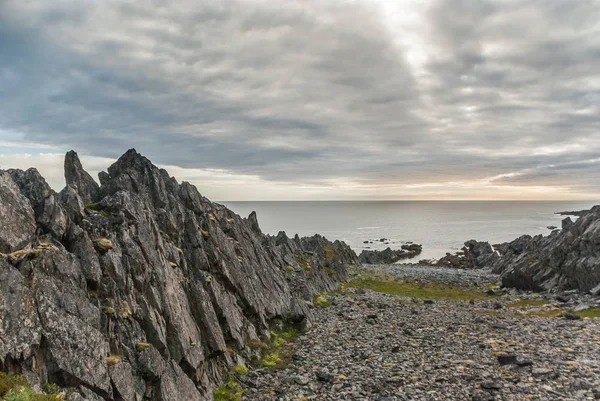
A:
493;206;600;292
0;171;37;253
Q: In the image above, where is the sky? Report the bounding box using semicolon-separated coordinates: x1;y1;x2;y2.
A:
0;0;599;201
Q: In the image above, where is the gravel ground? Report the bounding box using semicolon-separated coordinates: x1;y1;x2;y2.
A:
243;265;600;401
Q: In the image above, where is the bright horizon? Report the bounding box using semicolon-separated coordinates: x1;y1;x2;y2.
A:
1;1;599;201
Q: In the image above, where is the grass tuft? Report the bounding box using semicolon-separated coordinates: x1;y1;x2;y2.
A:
136;342;151;352
213;374;243;401
233;364;248;376
313;295;330;308
94;238;113;251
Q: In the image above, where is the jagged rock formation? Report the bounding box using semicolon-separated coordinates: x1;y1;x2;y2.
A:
424;240;498;269
492;207;600;294
0;149;358;400
359;244;422;265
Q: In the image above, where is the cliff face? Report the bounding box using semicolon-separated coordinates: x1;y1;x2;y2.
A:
492;206;600;294
0;149;359;401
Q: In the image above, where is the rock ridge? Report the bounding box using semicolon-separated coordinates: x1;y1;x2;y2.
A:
492;206;600;293
0;149;359;400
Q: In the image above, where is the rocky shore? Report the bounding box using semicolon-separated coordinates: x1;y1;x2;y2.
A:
359;244;423;265
244;265;600;401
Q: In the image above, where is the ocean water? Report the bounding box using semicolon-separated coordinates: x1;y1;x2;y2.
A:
223;201;599;261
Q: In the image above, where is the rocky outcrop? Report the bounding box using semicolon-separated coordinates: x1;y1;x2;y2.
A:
359;244;422;265
64;150;101;203
0;149;358;400
493;206;600;293
426;240;498;269
0;171;37;253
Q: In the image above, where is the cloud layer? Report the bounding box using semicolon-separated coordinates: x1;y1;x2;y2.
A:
0;0;599;199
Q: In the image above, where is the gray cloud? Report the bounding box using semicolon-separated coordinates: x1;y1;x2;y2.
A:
0;0;599;197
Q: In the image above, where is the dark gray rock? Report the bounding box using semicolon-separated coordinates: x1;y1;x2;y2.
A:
65;150;101;203
492;206;600;292
359;244;422;264
0;171;37;253
0;149;358;400
429;240;498;269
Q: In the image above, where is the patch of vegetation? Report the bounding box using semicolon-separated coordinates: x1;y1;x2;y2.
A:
506;299;549;308
347;278;496;301
278;327;298;340
261;353;281;367
294;254;310;272
103;306;116;315
136;342;151;352
94;238;113;251
106;355;121;366
323;244;336;261
313;295;330;308
84;202;109;217
325;267;335;277
84;202;101;210
0;373;60;401
232;364;248;376
201;229;210;240
286;265;294;273
573;307;600;319
213;374;243;401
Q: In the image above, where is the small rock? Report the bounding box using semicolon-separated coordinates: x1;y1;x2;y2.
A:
481;381;502;390
563;312;581;320
497;354;517;365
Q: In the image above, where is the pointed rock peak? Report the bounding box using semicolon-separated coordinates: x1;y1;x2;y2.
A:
107;148;154;177
64;150;100;203
247;211;262;235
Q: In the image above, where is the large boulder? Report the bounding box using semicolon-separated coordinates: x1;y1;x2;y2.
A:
0;171;37;253
493;206;600;293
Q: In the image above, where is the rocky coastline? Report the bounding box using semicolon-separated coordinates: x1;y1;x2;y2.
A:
1;151;599;401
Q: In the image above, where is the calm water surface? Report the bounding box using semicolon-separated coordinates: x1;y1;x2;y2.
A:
223;201;598;261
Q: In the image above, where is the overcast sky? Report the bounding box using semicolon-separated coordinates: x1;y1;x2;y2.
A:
1;0;599;200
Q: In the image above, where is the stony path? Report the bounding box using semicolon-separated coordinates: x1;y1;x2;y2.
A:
243;267;600;401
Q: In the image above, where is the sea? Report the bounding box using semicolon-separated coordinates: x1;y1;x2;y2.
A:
223;201;599;261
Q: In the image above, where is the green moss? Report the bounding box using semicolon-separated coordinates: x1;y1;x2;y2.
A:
213;374;243;401
279;327;298;340
286;265;294;273
232;364;248;375
347;278;495;301
84;202;101;210
325;267;335;277
506;299;549;308
573;307;600;318
294;254;310;272
323;244;336;261
313;295;330;308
